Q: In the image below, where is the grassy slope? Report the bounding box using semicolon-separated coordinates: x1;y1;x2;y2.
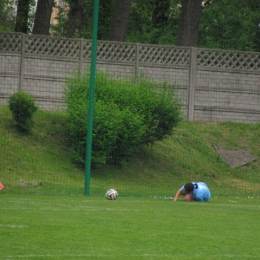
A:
1;105;260;197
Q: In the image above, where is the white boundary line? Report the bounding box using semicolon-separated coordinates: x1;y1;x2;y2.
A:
3;253;257;259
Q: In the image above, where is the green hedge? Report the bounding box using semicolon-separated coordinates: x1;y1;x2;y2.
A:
8;90;37;133
64;71;182;167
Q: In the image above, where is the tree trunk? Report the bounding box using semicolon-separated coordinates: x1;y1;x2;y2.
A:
15;0;30;33
32;0;54;35
176;0;202;47
108;0;132;41
66;0;87;38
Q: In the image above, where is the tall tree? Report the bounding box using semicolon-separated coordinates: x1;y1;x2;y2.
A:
15;0;31;33
108;0;132;41
32;0;54;35
66;0;88;38
176;0;202;46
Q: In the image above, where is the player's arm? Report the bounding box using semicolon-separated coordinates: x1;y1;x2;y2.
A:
173;189;188;201
173;189;181;201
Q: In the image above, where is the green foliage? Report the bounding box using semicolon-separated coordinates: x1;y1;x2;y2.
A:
8;90;37;133
49;3;68;37
94;73;182;143
97;0;114;40
199;0;260;51
64;71;182;167
127;0;180;44
51;0;93;38
0;0;16;31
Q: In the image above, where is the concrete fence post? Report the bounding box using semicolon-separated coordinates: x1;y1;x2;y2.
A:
18;33;26;91
78;39;84;75
135;43;139;84
187;47;197;121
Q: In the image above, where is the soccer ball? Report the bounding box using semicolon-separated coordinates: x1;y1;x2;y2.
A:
106;189;118;200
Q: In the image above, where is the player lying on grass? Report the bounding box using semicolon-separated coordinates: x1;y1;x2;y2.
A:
173;182;211;202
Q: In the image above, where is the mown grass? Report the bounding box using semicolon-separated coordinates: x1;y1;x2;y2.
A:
1;105;260;259
0;105;260;198
1;195;260;260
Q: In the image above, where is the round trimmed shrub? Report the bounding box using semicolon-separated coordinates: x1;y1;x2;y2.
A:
8;90;38;133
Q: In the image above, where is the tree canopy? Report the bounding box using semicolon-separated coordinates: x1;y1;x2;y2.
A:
0;0;259;52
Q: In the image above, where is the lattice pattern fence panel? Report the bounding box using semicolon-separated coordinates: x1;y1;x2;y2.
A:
25;35;80;58
96;41;136;62
82;40;92;60
0;32;21;52
197;49;260;70
139;44;190;65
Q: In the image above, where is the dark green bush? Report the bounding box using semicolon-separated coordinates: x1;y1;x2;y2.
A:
94;73;182;144
64;71;182;167
8;90;38;133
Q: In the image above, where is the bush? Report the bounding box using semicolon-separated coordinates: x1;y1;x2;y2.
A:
8;90;38;133
94;73;182;144
64;71;182;167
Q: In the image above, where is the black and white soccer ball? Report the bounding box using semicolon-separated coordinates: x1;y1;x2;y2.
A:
106;189;118;200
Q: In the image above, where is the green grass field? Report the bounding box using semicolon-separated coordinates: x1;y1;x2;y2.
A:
1;105;260;259
1;195;259;260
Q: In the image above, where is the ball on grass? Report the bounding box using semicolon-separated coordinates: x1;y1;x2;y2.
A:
106;189;118;200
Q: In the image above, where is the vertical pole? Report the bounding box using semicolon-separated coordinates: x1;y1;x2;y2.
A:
187;47;197;121
84;0;99;195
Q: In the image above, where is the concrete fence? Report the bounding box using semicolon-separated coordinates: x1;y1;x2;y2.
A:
0;32;260;123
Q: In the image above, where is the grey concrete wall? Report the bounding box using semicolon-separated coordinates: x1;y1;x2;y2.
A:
194;68;260;122
0;32;259;123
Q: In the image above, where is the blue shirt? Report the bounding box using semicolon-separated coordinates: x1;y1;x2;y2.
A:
180;182;211;201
